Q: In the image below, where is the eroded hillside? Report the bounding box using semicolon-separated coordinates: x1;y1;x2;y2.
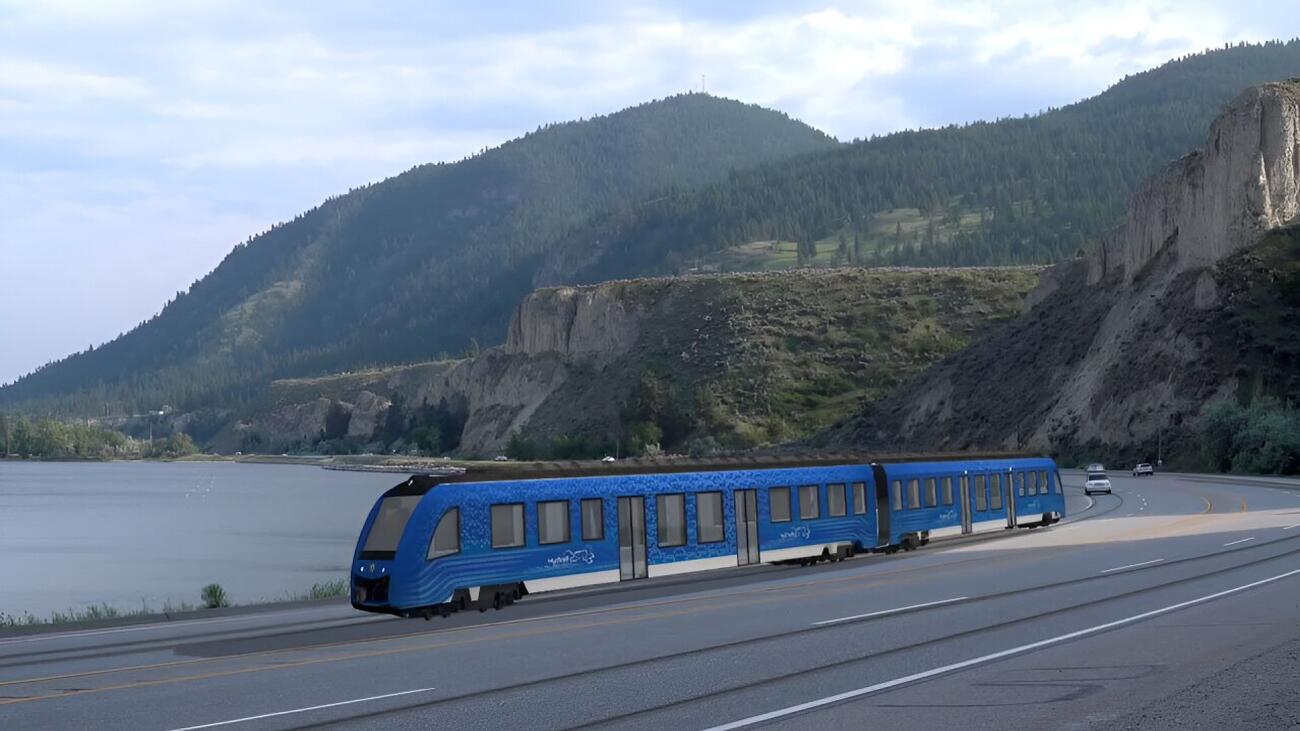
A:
235;267;1040;456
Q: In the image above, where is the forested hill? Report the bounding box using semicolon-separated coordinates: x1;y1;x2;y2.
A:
1;94;836;417
544;40;1300;285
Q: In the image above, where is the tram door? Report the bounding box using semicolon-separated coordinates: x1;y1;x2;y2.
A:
872;465;891;547
734;490;760;566
617;496;648;580
959;476;973;535
1005;471;1018;529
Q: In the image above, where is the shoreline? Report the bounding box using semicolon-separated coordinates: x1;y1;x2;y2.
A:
1;453;476;471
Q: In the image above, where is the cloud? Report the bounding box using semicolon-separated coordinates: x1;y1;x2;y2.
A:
0;58;151;100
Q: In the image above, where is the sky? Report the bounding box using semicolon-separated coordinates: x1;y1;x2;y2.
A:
0;0;1293;385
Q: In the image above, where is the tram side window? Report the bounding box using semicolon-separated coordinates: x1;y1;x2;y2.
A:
1050;471;1061;494
975;476;988;511
538;500;570;545
657;494;687;547
697;492;725;543
770;487;792;522
427;507;460;560
1017;473;1025;497
581;498;604;541
925;478;938;508
941;477;954;506
852;482;867;514
907;479;921;510
799;485;820;520
491;503;525;548
991;474;1003;510
892;480;903;511
828;483;847;517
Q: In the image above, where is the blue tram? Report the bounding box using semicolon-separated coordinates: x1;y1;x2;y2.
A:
350;456;1063;617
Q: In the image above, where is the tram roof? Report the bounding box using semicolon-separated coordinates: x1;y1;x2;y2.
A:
387;451;1036;495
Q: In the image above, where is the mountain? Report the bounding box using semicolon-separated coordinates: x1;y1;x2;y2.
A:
816;81;1300;469
539;40;1300;284
1;94;836;417
8;41;1300;425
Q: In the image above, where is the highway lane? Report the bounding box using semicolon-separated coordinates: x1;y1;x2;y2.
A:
1;471;1297;730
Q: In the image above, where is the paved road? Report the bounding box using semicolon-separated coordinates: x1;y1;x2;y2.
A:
2;471;1298;730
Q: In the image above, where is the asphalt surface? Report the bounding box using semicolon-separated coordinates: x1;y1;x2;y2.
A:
2;471;1299;730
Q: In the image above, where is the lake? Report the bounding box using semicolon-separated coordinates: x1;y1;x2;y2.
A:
0;461;399;617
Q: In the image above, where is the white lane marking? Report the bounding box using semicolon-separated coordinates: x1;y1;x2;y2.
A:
0;612;385;647
1223;537;1256;546
704;568;1300;731
1284;524;1300;530
165;686;438;731
1100;558;1165;574
812;597;968;626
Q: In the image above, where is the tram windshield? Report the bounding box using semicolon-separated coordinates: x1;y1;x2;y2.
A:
362;495;422;554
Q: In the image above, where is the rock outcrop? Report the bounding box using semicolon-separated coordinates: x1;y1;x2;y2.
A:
1089;81;1300;284
821;81;1300;462
504;284;644;358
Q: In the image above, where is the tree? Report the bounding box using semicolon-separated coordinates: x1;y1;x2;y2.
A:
628;421;664;456
323;402;352;441
505;432;541;460
379;395;407;446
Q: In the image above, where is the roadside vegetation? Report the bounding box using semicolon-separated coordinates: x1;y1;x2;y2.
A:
1195;399;1300;475
0;578;350;630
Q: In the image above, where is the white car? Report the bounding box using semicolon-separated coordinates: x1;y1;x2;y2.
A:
1084;471;1112;496
1133;463;1154;476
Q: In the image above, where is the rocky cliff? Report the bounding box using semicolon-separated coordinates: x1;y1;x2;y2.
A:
241;267;1040;456
820;81;1300;463
1090;81;1300;284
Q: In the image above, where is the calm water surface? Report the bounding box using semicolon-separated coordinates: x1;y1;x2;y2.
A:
0;461;398;616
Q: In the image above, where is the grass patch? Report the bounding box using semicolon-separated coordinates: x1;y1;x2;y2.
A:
1;577;351;630
705;201;996;272
284;578;351;602
0;599;200;629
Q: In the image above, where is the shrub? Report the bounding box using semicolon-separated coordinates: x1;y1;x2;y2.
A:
201;583;230;609
307;579;350;600
1195;398;1300;475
